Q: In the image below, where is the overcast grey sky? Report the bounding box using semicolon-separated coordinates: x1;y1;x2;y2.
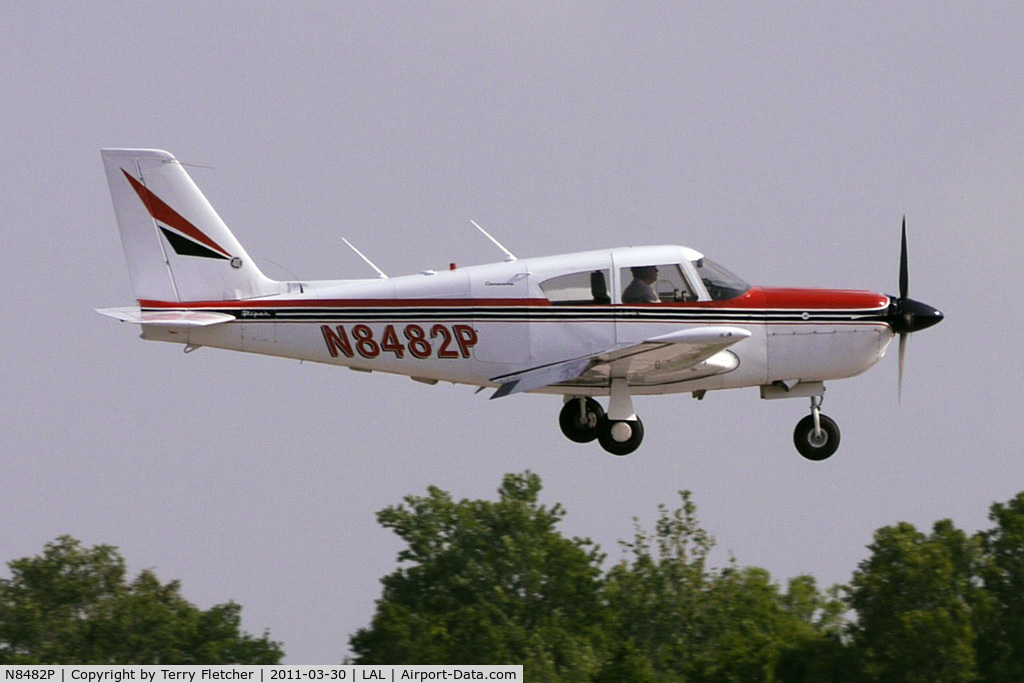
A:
2;2;1022;663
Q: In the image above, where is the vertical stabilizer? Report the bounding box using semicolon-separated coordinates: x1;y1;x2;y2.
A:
101;148;285;303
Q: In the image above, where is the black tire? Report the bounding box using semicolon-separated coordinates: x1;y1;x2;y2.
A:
597;416;644;456
793;414;841;461
559;398;605;443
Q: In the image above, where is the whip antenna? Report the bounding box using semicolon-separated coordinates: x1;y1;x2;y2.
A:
341;238;388;279
470;220;517;262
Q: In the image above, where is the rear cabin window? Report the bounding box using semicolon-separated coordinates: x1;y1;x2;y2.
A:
619;264;697;303
540;270;612;305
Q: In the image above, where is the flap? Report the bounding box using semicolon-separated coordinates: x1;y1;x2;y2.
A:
591;326;751;381
490;326;751;397
490;356;595;399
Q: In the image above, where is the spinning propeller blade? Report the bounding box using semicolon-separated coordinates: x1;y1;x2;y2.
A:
885;217;943;403
899;216;909;300
898;332;908;405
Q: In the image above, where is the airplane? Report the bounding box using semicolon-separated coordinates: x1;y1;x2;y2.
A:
97;148;943;459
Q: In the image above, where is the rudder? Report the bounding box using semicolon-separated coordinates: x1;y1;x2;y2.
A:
101;148;284;303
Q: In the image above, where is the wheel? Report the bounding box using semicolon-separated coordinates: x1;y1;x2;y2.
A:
793;414;841;461
597;416;644;456
559;398;605;443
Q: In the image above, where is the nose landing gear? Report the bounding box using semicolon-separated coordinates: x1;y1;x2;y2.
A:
793;395;841;461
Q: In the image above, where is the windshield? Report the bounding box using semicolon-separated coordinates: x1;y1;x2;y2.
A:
693;258;751;301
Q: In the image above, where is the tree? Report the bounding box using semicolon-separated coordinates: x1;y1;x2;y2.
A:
975;492;1024;682
601;491;714;677
0;536;282;664
846;520;979;682
602;492;846;682
350;473;1024;680
349;472;606;680
773;579;852;683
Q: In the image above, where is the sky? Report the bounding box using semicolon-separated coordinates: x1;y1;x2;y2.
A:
2;2;1023;664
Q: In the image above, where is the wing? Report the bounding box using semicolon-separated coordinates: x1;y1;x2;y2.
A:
490;326;751;398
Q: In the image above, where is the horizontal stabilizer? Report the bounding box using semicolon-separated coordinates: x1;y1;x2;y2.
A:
95;307;234;327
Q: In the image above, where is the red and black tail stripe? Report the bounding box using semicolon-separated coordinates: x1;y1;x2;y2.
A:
122;169;232;260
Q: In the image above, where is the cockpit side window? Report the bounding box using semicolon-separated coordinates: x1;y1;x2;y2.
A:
693;258;751;301
619;264;697;303
540;269;612;305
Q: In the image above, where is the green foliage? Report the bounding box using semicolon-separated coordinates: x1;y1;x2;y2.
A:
0;536;282;664
24;474;1024;676
593;639;657;683
352;473;1024;681
602;492;714;675
975;492;1024;682
603;493;846;682
355;479;845;681
847;520;980;682
349;472;606;679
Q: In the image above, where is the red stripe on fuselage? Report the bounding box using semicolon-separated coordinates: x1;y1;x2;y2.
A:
139;287;888;312
759;287;889;310
137;298;554;309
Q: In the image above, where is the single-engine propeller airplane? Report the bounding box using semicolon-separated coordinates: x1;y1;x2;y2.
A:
97;149;943;459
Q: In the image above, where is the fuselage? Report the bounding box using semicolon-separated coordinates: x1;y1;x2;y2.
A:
136;245;896;397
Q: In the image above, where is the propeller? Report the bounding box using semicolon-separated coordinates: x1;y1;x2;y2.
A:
886;216;944;402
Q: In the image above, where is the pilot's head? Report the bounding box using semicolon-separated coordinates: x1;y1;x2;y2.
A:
631;265;658;282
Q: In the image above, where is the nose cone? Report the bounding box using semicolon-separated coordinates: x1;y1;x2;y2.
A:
888;297;944;334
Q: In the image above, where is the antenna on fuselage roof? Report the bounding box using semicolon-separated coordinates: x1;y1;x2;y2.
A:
470;220;517;262
341;238;388;279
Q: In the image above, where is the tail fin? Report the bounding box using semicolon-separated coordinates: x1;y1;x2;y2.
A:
101;149;285;303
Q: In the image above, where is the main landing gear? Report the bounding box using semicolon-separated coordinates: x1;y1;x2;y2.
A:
558;397;605;443
559;384;843;460
559;380;645;456
793;395;841;461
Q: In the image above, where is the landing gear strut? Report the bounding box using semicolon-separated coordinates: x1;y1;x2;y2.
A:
558;397;605;443
793;395;841;461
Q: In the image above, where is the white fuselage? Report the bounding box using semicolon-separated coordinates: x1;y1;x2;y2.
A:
138;245;895;397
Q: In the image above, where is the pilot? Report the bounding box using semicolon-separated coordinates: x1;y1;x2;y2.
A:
622;265;659;303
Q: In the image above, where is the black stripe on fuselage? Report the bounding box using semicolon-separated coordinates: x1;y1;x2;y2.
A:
144;305;891;326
